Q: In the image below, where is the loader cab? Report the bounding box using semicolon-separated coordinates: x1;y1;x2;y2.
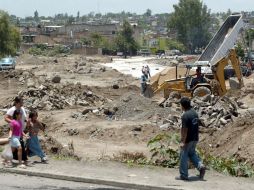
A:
181;63;213;97
184;64;210;90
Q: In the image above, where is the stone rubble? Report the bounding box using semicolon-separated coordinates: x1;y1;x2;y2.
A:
5;82;105;111
160;92;250;129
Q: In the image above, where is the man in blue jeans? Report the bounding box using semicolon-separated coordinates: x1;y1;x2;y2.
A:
176;97;206;180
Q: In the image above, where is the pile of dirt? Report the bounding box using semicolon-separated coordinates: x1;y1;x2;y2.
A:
198;81;254;166
104;92;172;121
199;109;254;166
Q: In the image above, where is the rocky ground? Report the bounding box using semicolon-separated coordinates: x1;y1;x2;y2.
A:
0;54;254;168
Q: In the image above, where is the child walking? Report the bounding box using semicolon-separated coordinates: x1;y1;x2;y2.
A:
9;110;27;169
26;110;47;162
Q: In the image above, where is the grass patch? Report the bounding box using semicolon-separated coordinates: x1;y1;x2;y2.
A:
147;133;180;168
28;44;71;56
52;154;76;161
113;151;148;166
198;150;254;177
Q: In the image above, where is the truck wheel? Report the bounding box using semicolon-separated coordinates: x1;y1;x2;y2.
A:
193;86;211;97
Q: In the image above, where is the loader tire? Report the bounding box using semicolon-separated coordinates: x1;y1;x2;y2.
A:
193;86;211;97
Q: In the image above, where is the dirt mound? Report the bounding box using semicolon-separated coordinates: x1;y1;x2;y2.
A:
104;92;171;120
90;85;140;100
199;81;254;166
200;109;254;166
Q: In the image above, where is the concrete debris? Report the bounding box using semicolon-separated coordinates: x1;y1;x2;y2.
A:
5;83;103;111
229;77;241;89
159;123;171;130
161;94;242;128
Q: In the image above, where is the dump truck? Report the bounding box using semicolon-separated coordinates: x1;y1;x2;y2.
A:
144;14;245;98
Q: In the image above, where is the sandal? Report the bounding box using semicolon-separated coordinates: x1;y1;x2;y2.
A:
2;161;13;168
18;164;26;169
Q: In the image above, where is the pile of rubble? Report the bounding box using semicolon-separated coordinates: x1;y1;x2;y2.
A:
161;93;249;129
7;83;105;111
1;69;35;81
193;95;241;128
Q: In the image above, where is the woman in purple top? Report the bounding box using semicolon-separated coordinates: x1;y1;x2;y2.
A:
8;110;27;169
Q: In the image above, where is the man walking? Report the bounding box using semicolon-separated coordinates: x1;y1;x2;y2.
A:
176;97;206;180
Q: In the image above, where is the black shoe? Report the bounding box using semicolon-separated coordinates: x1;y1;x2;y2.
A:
175;176;189;181
199;166;206;179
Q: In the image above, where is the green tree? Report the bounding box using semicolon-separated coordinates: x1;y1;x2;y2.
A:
77;11;80;20
235;42;245;60
168;0;212;53
80;37;91;46
34;10;39;22
67;15;75;24
0;12;21;57
101;38;117;55
144;9;152;17
95;13;102;18
245;29;254;49
90;33;103;47
221;9;232;21
167;39;185;52
115;20;139;57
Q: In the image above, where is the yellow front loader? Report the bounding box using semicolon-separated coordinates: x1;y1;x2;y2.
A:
144;49;243;98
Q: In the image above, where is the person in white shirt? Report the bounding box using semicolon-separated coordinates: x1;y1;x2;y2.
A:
4;96;28;163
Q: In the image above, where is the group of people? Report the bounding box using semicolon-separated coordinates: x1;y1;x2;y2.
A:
1;96;47;169
140;65;151;95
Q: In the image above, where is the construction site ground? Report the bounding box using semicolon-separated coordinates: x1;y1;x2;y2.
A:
0;54;254;187
0;54;192;161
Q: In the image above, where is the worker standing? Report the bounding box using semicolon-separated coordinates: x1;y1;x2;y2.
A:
145;65;151;78
176;97;206;181
140;72;148;96
141;65;151;78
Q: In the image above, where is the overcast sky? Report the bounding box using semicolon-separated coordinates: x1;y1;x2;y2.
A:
0;0;253;17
